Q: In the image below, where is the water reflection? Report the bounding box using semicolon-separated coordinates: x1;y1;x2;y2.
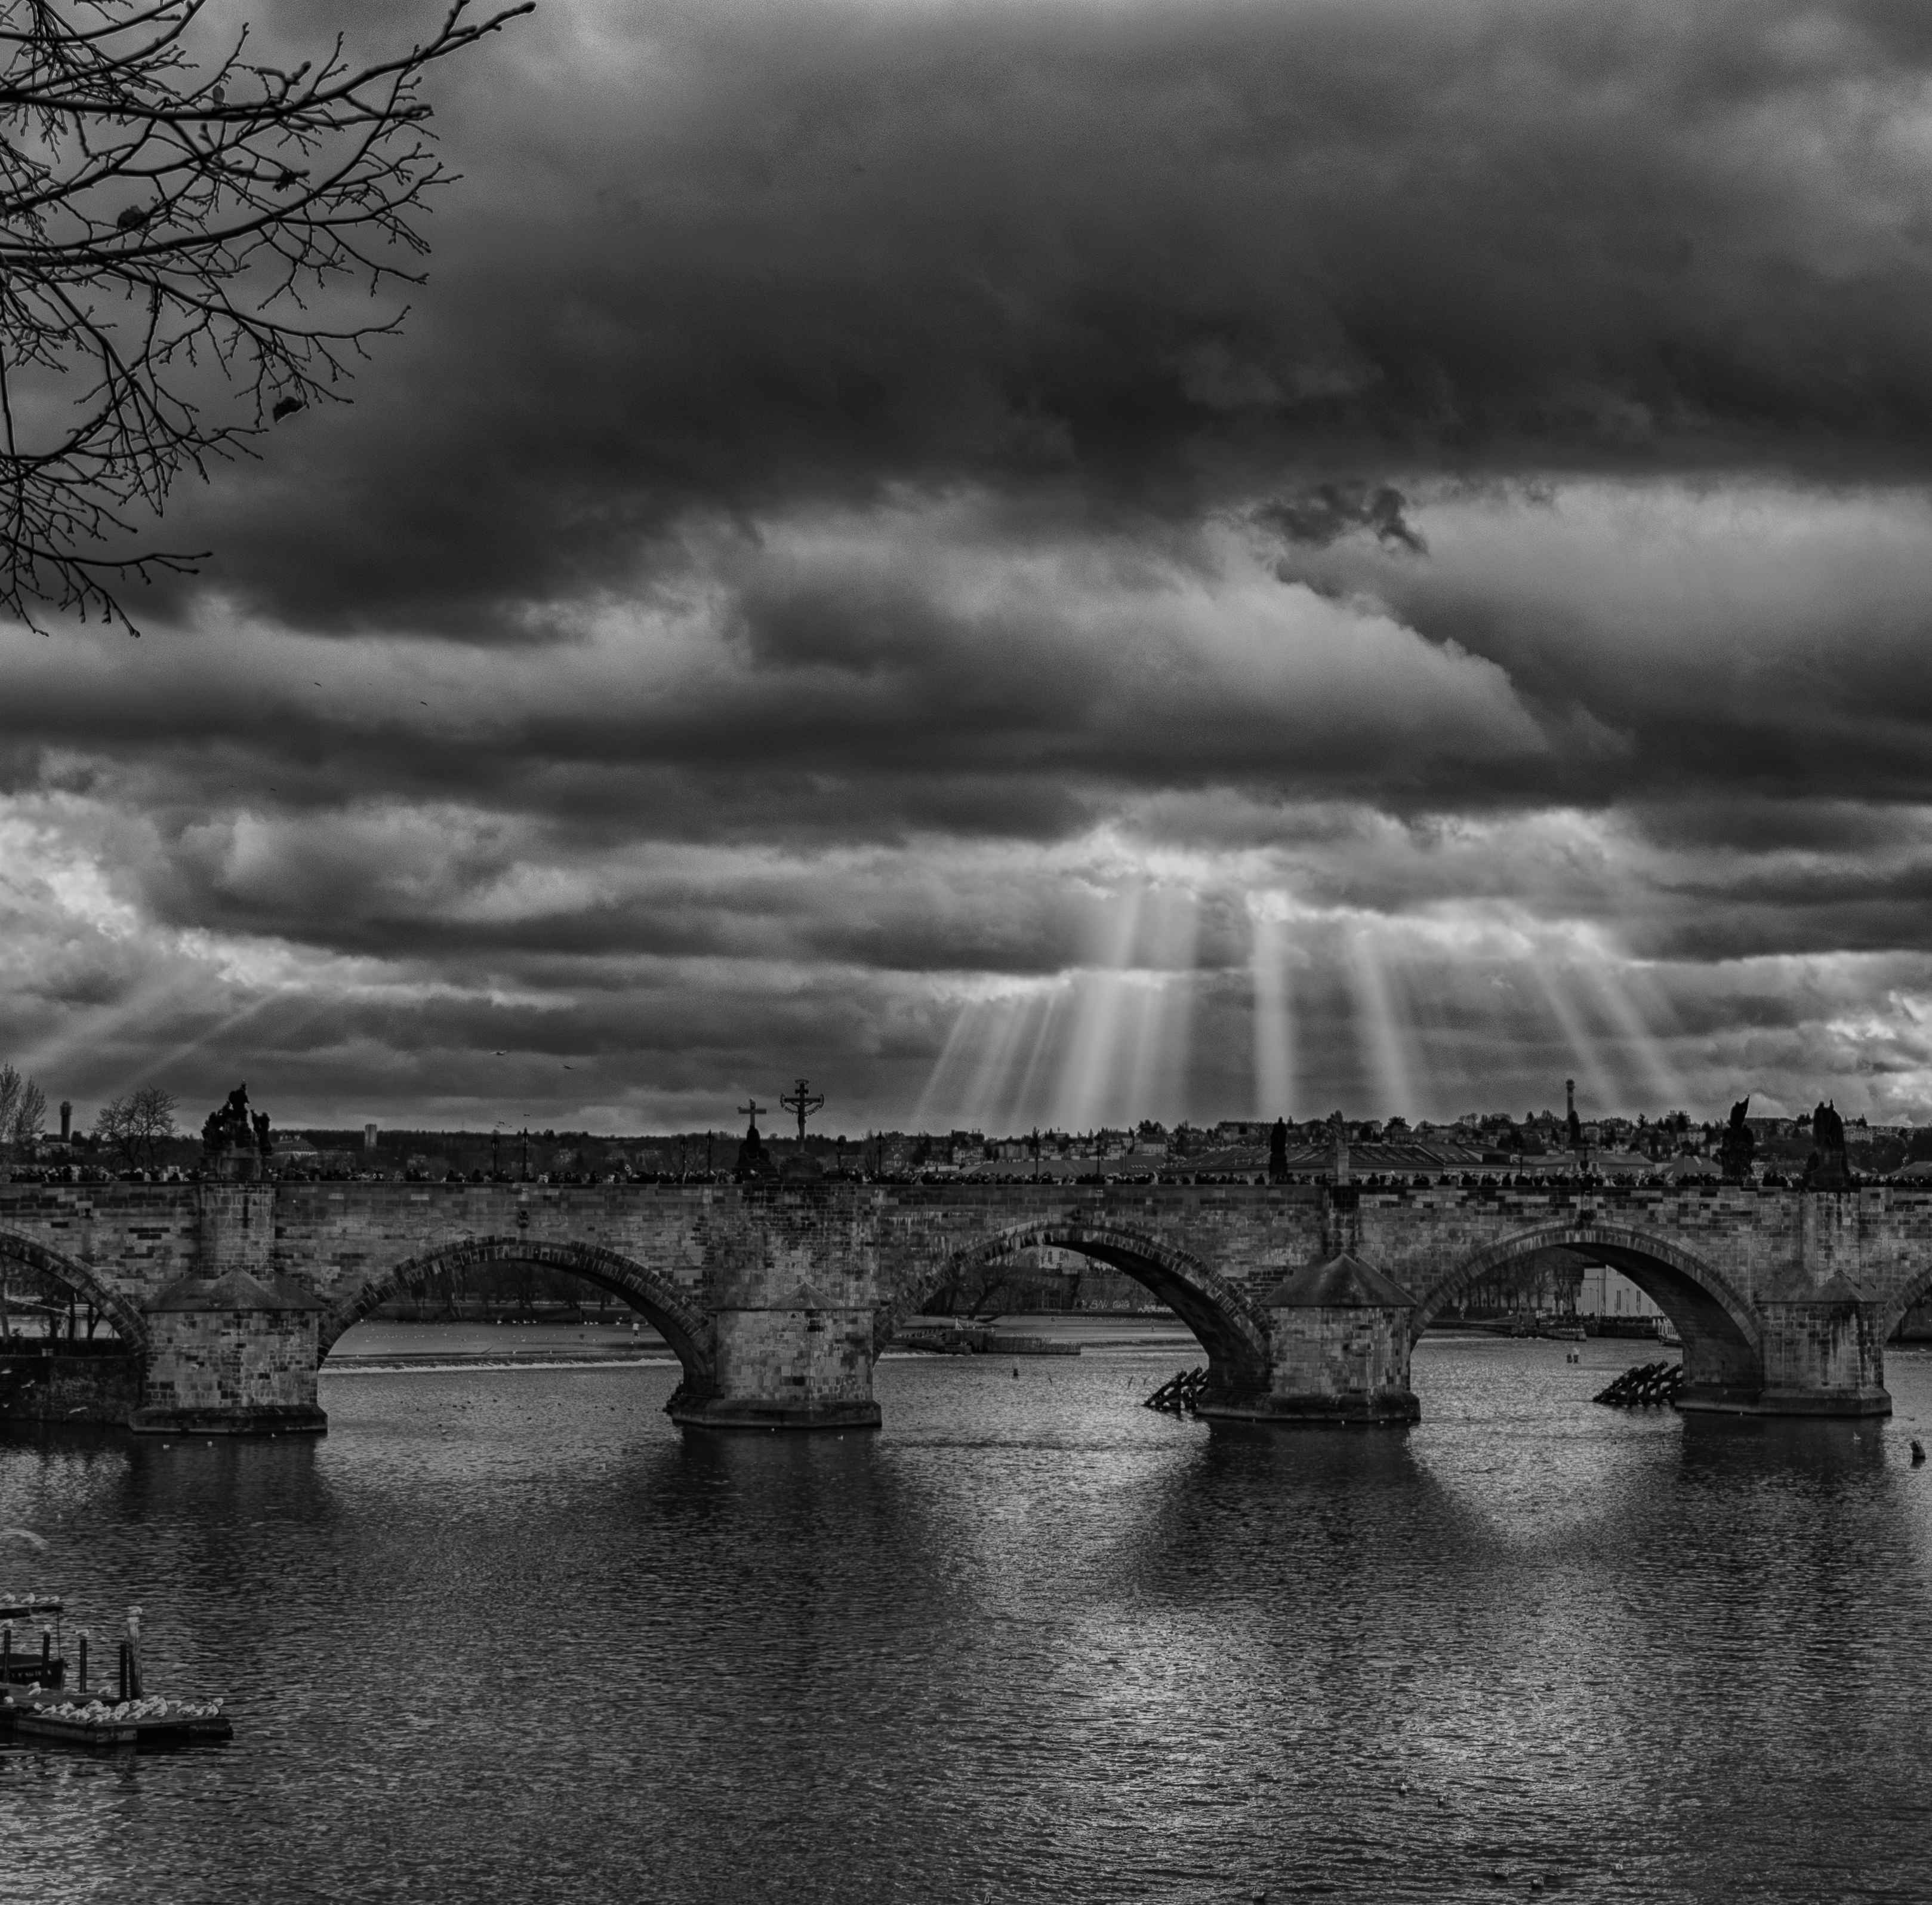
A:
1678;1409;1893;1482
0;1342;1928;1903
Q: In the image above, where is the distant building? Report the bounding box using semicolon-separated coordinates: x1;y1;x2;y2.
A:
1575;1261;1665;1321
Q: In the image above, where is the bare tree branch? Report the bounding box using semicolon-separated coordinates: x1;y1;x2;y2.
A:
0;1060;45;1147
0;0;532;633
95;1081;175;1165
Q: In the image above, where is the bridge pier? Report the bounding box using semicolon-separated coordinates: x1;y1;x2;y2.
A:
1197;1252;1421;1426
668;1178;883;1431
668;1285;880;1430
1733;1283;1891;1418
1672;1334;1770;1414
130;1270;329;1436
127;1180;329;1435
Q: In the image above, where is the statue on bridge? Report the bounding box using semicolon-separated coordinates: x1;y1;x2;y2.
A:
1803;1100;1851;1192
734;1099;776;1181
1718;1097;1755;1183
780;1076;825;1145
201;1085;273;1178
1268;1118;1288;1183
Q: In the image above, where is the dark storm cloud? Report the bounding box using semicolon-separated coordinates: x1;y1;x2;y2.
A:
14;0;1932;1128
1256;487;1426;555
133;0;1932;634
81;0;1932;883
1262;479;1932;822
1;506;1545;857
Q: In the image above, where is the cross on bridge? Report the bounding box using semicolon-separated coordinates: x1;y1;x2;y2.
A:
779;1076;825;1144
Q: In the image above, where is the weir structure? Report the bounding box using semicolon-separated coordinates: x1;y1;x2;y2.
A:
1;1173;1929;1434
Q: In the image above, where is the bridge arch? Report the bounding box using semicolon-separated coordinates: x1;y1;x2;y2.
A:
1416;1222;1762;1393
319;1237;716;1396
884;1220;1272;1380
0;1228;149;1352
1876;1260;1932;1347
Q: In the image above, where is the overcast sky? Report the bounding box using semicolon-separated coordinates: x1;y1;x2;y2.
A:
7;0;1932;1137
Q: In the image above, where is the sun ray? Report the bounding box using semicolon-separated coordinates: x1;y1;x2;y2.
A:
1249;900;1296;1120
1124;888;1199;1123
1053;884;1144;1130
911;998;982;1131
960;990;1038;1128
1577;958;1684;1110
1011;983;1065;1131
1526;961;1619;1115
1345;924;1417;1120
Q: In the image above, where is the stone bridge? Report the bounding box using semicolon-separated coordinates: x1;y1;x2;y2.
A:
2;1174;1929;1432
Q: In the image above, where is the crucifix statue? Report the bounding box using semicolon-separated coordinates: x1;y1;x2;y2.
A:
779;1076;825;1144
735;1099;773;1180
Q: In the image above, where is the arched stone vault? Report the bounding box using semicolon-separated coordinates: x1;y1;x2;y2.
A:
0;1228;148;1352
1875;1264;1932;1347
1416;1222;1763;1396
882;1220;1271;1380
319;1236;715;1393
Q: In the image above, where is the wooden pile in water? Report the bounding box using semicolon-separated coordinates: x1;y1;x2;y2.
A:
1145;1367;1209;1414
1594;1359;1683;1407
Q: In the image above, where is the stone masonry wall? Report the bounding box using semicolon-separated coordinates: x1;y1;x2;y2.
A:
5;1178;1932;1376
1757;1300;1887;1407
1268;1306;1413;1408
140;1308;321;1423
264;1181;732;1324
0;1181;201;1323
710;1306;876;1419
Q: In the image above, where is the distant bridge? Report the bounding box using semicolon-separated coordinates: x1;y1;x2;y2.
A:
0;1174;1922;1430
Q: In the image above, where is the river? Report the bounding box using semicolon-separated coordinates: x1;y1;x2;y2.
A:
3;1332;1931;1902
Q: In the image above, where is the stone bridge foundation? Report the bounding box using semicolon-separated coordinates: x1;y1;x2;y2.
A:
665;1184;885;1430
1748;1287;1891;1417
670;1289;881;1430
123;1181;330;1435
1196;1251;1423;1426
130;1284;328;1436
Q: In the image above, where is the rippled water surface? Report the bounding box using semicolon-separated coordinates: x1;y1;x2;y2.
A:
5;1335;1932;1903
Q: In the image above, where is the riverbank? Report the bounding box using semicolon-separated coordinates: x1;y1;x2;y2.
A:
327;1313;1203;1370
